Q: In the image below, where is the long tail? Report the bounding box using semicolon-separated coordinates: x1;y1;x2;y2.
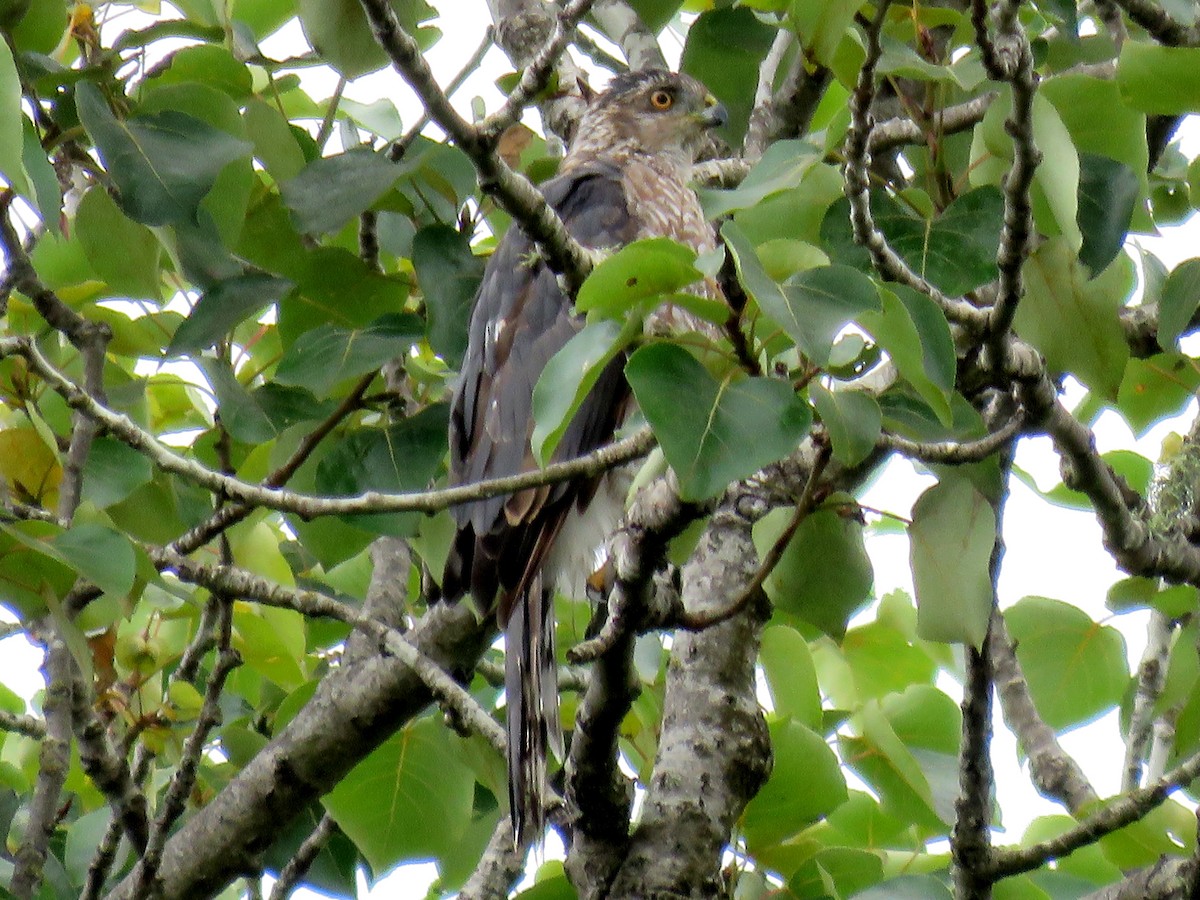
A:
505;572;562;847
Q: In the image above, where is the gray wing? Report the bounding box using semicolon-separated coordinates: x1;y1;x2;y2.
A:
442;161;637;619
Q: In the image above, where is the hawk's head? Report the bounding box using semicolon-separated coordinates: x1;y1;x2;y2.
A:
568;69;727;166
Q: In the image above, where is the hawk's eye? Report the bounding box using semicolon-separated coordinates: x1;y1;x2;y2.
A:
649;89;674;110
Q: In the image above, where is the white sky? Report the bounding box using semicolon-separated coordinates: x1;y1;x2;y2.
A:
2;2;1199;897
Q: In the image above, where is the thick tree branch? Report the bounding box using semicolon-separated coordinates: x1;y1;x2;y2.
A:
565;476;704;896
107;598;493;898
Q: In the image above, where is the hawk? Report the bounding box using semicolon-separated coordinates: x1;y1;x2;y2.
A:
442;69;726;846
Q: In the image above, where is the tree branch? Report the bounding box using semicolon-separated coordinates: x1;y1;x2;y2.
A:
2;333;654;520
590;0;667;72
990;612;1099;813
357;0;595;290
842;2;990;331
984;748;1200;879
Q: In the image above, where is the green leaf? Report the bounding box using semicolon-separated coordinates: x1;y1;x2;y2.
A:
275;313;424;396
759;625;821;728
723;218;880;366
852;875;953;900
81;438;153;509
1004;596;1129;730
232;601;307;689
821;187;1005;295
76;82;252;226
742;719;847;851
680;7;776;145
843;619;938;700
324;717;474;871
147;44;252;100
412;224;483;367
75;187;162;300
1117;43;1200;114
298;0;439;80
203;366;332;446
1116;353;1200;437
697;140;820;218
51;523;136;598
244;99;307;184
1107;576;1198;619
0;520;75;618
755;501;873;637
281;148;400;235
21;117;60;231
840;703;946;830
909;476;995;648
789;847;886;899
810;383;881;466
1040;76;1148;201
575;238;702;318
1013;238;1130;400
532;319;632;464
1157;258;1200;350
171;273;292;354
859;287;955;426
1077;154;1138;274
790;0;865;68
974;90;1081;248
314;404;449;535
626;343;811;500
0;39;29;197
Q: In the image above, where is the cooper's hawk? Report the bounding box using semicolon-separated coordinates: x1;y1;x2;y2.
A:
442;69;726;846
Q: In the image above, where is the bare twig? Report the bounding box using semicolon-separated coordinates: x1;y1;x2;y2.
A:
267;814;338;900
1107;0;1200;46
3;333;654;520
479;0;596;141
984;748;1200;879
151;548;508;755
1124;611;1174;791
991;612;1099;813
881;415;1025;465
357;0;595;290
0;708;46;739
842;4;989;331
10;639;73;900
971;0;1039;344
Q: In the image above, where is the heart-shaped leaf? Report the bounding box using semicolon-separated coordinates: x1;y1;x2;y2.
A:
626;342;811;500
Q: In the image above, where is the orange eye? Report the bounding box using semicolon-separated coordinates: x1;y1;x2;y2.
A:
649;89;674;110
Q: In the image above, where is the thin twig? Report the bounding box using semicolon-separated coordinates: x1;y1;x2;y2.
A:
267;814;338;900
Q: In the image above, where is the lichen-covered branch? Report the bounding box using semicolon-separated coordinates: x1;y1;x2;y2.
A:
991;613;1099;813
590;0;667;72
1124;611;1174;791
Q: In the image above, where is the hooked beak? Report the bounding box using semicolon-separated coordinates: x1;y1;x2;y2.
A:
699;93;728;129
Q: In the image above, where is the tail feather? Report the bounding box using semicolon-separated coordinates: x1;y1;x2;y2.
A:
505;574;560;848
